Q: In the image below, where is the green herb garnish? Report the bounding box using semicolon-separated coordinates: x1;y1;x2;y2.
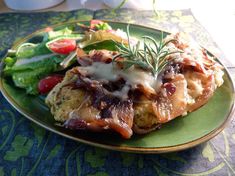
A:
95;22;112;30
113;25;183;77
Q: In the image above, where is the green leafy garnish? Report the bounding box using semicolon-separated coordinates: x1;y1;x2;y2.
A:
79;30;128;49
3;27;82;94
16;42;50;59
113;25;183;76
4;53;65;94
16;28;82;59
95;22;112;30
4;57;16;67
7;55;65;94
46;27;73;40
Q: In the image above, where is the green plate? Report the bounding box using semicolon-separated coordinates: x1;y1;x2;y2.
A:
0;21;234;153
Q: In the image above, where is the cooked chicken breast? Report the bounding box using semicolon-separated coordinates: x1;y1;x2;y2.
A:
46;66;134;139
46;33;224;138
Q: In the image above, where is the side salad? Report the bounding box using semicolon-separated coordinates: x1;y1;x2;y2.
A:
3;20;130;95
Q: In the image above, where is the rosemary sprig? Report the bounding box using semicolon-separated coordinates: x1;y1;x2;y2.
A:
113;25;183;77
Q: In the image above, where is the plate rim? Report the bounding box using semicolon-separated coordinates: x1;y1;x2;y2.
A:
0;20;235;153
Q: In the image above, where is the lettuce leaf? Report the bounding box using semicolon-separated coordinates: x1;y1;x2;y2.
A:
4;27;83;95
95;22;112;30
16;42;51;59
79;30;128;49
83;40;119;51
47;27;73;40
5;55;65;94
16;27;81;59
12;70;42;95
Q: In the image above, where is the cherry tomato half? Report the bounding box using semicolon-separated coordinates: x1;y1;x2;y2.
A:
38;75;63;94
90;20;103;29
48;39;76;55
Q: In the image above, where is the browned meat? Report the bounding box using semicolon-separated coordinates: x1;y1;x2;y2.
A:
46;67;134;139
152;74;188;123
46;32;224;138
76;47;117;66
184;71;215;112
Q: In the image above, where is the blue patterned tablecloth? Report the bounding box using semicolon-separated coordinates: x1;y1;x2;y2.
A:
0;9;235;176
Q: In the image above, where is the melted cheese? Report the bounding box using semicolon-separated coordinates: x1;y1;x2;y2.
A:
79;62;162;99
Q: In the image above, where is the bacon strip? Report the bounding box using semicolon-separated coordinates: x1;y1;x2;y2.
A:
63;68;134;139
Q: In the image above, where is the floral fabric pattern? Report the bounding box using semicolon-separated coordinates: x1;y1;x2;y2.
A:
0;9;234;176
